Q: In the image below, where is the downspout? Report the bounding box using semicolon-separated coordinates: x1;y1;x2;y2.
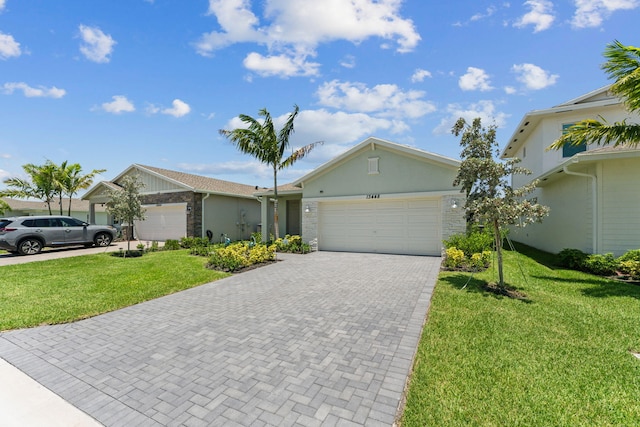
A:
201;193;210;238
563;162;597;253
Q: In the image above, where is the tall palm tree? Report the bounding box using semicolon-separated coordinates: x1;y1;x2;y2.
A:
60;162;106;216
219;105;322;239
549;40;640;149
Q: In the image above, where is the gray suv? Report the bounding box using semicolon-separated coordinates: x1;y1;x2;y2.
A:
0;216;117;255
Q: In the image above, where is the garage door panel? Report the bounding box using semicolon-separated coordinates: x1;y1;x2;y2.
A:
135;204;187;241
318;198;441;256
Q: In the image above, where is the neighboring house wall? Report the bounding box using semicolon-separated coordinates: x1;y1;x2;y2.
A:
203;194;261;242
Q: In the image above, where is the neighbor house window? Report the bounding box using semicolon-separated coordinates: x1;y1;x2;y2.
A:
368;157;380;174
562;123;587;158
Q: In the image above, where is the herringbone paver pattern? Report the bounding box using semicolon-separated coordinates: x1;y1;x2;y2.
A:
0;252;440;426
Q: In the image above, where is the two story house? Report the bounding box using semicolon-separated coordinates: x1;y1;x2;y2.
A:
501;85;640;256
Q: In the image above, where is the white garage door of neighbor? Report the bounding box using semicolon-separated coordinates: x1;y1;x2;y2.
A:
135;203;187;241
318;198;441;256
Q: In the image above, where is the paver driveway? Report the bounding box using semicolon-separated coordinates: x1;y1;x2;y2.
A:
0;251;440;426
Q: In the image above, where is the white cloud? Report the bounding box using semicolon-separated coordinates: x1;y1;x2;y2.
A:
0;32;21;59
471;6;498;21
572;0;639;28
0;168;11;182
512;63;558;90
0;0;5;12
2;82;66;98
411;69;432;83
78;25;116;63
340;55;356;69
459;67;493;91
100;95;135;114
504;86;517;94
196;0;420;77
434;100;509;135
243;52;321;77
316;80;436;119
162;99;191;117
514;0;555;32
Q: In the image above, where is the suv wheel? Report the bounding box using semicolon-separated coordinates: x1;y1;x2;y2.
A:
94;232;112;247
18;238;43;255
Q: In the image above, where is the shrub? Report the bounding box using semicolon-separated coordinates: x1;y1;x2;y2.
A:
180;236;210;249
443;227;493;257
583;253;618;276
557;248;588;270
470;251;492;270
148;241;160;252
208;242;276;272
618;249;640;263
444;247;466;269
274;235;307;253
619;260;640;279
190;245;212;257
163;239;181;250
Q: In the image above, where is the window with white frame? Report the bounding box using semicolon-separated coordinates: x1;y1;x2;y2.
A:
561;123;587;158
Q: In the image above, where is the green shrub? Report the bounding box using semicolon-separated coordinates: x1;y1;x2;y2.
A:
148;241;160;252
443;227;493;257
618;249;640;263
190;245;212;257
180;236;210;249
163;239;181;250
557;248;588;270
583;253;618;276
619;260;640;279
470;251;492;270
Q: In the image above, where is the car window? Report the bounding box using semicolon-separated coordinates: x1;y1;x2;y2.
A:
0;219;13;229
34;218;52;227
59;217;85;227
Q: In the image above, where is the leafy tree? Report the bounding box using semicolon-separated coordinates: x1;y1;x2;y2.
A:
219;105;322;239
1;162;58;214
453;117;549;289
105;175;146;251
549;40;640;149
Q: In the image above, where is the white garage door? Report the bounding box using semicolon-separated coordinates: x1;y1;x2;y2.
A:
318;198;441;256
134;203;187;241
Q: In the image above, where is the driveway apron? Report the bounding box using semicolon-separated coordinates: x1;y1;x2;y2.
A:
0;252;440;426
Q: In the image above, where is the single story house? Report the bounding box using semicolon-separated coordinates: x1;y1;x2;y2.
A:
1;197;108;223
82;164;263;242
501;85;640;256
257;137;466;256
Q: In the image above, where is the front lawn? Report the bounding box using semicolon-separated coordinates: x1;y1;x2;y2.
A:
0;250;229;331
402;244;640;426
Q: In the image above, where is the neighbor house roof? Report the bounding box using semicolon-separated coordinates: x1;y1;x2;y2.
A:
501;85;620;159
254;183;303;197
2;197;106;213
84;164;262;200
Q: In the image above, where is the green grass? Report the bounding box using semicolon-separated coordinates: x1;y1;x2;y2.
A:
402;243;640;426
0;250;229;331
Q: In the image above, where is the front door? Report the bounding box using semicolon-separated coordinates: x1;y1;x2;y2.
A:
286;200;301;236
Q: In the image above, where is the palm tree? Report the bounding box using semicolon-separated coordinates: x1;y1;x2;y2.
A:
60;162;106;216
1;162;58;214
549;40;640;150
219;105;322;239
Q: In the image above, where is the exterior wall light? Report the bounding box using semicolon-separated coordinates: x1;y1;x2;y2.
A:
451;199;458;209
305;205;311;213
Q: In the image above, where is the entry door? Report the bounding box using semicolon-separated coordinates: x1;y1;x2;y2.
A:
286;200;301;236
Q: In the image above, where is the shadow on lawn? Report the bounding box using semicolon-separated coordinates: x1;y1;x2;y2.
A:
440;273;533;304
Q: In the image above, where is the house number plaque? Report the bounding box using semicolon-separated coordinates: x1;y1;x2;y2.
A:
366;194;380;199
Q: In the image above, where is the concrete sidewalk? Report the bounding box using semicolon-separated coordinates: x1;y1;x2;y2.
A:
0;252;441;426
0;358;101;427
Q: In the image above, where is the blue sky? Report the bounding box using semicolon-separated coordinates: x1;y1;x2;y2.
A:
1;0;638;190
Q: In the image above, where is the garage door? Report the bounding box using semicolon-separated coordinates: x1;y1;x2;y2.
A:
318;198;441;256
134;203;187;241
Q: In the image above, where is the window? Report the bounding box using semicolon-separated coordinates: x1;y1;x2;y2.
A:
368;157;380;174
562;123;586;158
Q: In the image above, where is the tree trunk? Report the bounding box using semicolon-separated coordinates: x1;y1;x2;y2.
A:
494;219;504;288
273;165;279;240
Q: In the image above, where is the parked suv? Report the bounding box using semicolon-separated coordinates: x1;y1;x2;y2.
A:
0;216;117;255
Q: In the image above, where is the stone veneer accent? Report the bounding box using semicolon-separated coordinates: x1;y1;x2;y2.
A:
301;200;318;245
441;194;466;252
141;191;203;238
